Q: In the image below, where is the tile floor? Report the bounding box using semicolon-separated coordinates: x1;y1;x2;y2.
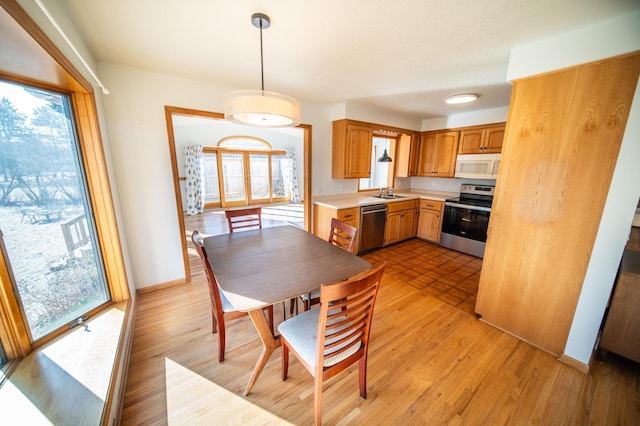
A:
360;238;482;316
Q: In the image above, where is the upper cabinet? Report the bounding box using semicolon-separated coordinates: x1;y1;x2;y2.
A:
395;132;420;177
417;131;459;177
332;120;373;179
458;124;505;154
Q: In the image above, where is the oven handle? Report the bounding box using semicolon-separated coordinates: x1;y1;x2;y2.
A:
445;202;492;213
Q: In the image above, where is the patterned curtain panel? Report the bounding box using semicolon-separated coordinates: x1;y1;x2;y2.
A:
285;149;301;204
184;144;204;215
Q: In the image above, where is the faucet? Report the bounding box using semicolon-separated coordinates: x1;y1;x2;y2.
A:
379;187;393;196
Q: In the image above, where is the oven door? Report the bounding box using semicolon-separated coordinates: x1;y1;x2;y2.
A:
442;202;491;242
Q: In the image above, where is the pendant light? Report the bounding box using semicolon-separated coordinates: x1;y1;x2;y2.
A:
224;13;301;127
378;149;393;162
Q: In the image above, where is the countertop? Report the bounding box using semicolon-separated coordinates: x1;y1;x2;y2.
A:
313;189;457;210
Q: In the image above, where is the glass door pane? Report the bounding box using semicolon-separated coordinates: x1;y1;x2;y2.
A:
0;80;109;341
249;153;270;202
203;152;220;204
271;154;288;199
220;152;247;203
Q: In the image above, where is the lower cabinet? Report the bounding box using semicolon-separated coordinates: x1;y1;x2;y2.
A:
313;204;360;253
384;200;418;246
417;199;444;243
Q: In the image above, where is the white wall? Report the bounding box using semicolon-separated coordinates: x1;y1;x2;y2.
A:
505;11;640;365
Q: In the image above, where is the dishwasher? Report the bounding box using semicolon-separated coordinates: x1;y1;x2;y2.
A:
358;204;387;254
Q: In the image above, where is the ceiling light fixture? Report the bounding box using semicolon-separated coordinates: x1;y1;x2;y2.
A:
445;93;479;104
224;13;301;127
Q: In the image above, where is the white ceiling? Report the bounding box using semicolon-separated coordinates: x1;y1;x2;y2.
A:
60;0;639;119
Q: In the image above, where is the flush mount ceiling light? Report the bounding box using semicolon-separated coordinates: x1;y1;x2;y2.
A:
224;13;301;127
445;93;479;104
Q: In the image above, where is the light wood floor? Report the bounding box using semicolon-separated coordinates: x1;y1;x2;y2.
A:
122;212;640;425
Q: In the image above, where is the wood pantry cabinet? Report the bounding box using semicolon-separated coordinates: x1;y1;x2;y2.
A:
417;131;459;177
417;199;444;243
458;124;505;154
332;120;373;179
384;200;418;246
475;53;640;356
313;204;360;253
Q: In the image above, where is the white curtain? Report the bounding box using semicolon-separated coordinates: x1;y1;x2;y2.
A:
285;150;301;204
184;144;204;215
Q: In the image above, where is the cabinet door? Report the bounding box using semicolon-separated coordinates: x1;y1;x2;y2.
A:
399;209;418;241
395;133;420;177
344;124;373;178
433;131;459;177
417;133;437;176
483;126;505;153
417;208;441;242
384;211;401;246
458;129;485;154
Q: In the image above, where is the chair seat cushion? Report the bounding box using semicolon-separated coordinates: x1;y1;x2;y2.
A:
278;308;361;368
219;287;236;313
300;289;320;301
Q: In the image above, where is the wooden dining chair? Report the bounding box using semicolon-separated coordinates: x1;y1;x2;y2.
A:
191;230;274;362
225;207;262;233
290;218;359;314
278;263;385;426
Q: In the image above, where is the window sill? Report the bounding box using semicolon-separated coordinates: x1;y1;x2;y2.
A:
0;302;128;423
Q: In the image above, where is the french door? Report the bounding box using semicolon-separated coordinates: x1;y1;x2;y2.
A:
204;149;288;208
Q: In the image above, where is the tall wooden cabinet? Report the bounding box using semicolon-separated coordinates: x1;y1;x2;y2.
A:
475;53;640;356
416;131;459;177
332;120;372;179
395;133;420;177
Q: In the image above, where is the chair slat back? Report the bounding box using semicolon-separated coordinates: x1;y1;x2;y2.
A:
225;207;262;233
191;230;225;315
316;263;385;375
328;218;358;253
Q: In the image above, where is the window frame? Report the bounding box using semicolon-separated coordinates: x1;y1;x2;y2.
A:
0;0;129;360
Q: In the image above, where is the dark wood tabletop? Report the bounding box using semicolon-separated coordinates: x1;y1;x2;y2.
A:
203;225;372;312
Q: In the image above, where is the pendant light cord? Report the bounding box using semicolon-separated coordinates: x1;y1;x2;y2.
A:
259;19;265;92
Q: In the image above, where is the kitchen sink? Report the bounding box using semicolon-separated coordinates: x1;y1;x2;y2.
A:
373;194;407;199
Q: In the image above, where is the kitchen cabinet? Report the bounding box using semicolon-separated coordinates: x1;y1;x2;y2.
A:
417;199;444;243
416;131;459;177
475;53;640;356
458;124;505;154
395;132;420;177
384;200;418;246
332;120;373;179
313;204;360;253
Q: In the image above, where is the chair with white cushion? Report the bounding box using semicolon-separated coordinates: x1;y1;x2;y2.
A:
192;230;274;362
290;218;359;314
278;263;385;426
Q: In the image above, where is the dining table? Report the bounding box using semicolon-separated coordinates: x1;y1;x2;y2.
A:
203;224;371;396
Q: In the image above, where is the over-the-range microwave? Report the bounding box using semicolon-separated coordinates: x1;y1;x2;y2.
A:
455;153;500;179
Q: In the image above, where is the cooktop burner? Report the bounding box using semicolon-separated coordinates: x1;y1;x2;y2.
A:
446;184;495;209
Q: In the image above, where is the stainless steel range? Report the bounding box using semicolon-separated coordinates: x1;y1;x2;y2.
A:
440;184;495;258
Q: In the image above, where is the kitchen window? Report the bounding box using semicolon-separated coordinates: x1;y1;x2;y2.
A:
358;136;395;191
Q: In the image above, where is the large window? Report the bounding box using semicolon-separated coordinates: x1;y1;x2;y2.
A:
0;80;110;342
203;137;289;207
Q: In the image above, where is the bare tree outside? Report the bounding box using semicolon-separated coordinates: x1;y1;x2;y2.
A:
0;80;109;341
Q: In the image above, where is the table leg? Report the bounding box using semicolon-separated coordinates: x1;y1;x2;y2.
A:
244;308;281;396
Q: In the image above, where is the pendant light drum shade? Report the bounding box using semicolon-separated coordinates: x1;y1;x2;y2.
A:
224;12;301;127
224;90;300;127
